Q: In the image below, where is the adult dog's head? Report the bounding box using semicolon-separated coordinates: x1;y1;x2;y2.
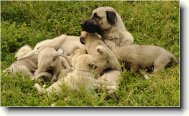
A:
81;6;117;34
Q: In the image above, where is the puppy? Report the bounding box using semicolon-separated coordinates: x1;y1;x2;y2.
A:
34;34;66;51
34;54;99;95
95;70;121;94
34;34;84;54
34;47;71;83
81;6;133;47
105;41;178;79
3;50;38;79
66;45;87;69
80;31;121;74
15;45;32;60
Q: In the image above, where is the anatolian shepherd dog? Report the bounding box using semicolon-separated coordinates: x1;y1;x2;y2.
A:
105;41;178;79
81;6;133;47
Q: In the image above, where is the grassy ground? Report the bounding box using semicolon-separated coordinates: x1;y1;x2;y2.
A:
1;1;180;106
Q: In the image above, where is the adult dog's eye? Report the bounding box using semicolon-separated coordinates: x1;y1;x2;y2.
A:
92;13;101;20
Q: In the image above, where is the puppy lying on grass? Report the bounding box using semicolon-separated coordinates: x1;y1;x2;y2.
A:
34;54;100;96
80;31;121;74
105;41;178;79
95;70;121;94
3;50;38;79
66;45;87;69
33;47;72;83
34;34;84;54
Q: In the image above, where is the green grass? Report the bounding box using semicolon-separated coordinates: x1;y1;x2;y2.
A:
1;1;180;106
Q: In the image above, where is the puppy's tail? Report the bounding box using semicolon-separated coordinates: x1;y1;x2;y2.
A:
15;45;33;60
169;54;178;67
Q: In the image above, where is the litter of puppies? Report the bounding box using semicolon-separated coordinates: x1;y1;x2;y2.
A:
3;6;178;96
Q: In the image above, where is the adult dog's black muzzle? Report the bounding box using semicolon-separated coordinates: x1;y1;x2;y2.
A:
81;19;103;34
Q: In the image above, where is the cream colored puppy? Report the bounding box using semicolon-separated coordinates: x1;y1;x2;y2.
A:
3;50;38;79
80;31;121;74
34;34;66;51
34;34;84;54
105;41;178;79
15;45;32;60
34;47;71;83
95;70;121;94
34;54;99;95
66;45;87;69
81;6;133;46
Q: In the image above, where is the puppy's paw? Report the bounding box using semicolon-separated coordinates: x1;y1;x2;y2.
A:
34;83;46;94
144;75;149;80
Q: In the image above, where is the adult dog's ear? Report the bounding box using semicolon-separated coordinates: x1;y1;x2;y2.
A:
106;11;116;25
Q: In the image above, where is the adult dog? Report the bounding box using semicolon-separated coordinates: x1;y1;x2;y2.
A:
81;6;133;47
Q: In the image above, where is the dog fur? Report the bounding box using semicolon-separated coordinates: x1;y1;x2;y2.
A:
66;45;87;69
15;45;32;60
81;6;133;47
34;47;71;83
105;41;178;79
80;31;121;74
4;50;38;79
34;34;84;55
34;54;99;95
95;70;121;94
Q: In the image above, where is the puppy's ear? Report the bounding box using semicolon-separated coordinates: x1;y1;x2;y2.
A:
106;11;116;25
80;31;88;44
96;46;109;59
96;46;104;54
80;37;85;44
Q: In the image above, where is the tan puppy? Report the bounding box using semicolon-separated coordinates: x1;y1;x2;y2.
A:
3;50;38;79
34;34;84;54
66;45;87;69
81;6;133;47
34;47;71;83
95;70;121;94
105;41;178;79
15;45;32;60
34;54;99;95
80;31;121;74
34;34;66;51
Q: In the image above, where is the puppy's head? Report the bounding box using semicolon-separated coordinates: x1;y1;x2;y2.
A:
95;45;121;75
81;6;117;34
75;54;97;72
38;47;60;72
80;31;101;45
